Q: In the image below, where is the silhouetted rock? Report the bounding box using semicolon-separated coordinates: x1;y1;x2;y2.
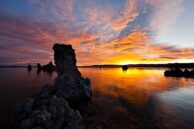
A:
191;69;194;75
41;61;56;73
16;43;92;129
37;63;42;71
183;69;190;77
164;68;194;78
16;95;85;129
122;65;128;71
52;43;92;103
28;65;32;71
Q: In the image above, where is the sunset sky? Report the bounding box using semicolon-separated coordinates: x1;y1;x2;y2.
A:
0;0;194;65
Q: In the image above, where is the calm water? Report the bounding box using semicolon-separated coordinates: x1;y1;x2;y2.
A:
0;68;194;129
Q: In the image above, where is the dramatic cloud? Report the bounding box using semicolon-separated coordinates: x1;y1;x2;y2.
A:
0;0;193;65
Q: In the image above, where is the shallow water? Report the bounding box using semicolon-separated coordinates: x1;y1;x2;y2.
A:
0;68;194;129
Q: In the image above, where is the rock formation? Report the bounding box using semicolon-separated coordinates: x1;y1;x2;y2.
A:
164;68;194;78
122;65;128;71
53;44;92;103
28;65;32;71
53;44;78;76
41;61;56;73
37;63;42;73
16;95;85;129
16;43;92;129
36;62;56;73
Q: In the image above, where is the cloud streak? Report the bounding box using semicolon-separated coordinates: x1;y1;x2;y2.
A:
0;0;193;65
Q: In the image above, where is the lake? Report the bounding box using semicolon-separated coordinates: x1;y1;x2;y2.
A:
0;68;194;129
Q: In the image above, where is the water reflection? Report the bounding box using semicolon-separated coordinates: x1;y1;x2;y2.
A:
155;87;194;129
79;68;194;129
0;68;193;129
80;68;193;107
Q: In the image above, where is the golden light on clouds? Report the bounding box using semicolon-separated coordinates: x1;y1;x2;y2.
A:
0;0;193;65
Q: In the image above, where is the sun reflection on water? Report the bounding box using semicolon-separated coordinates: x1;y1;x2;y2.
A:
80;68;193;108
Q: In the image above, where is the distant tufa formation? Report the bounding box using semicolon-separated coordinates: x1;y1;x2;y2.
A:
164;68;194;78
16;43;92;129
36;62;56;73
27;62;56;73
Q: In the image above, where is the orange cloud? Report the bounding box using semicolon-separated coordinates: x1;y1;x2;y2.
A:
75;29;194;65
0;0;193;65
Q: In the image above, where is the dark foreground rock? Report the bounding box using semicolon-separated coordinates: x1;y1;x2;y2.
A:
16;95;85;129
16;43;92;129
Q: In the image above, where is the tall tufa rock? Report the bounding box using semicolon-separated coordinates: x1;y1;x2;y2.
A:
53;44;78;76
15;43;92;129
52;43;92;103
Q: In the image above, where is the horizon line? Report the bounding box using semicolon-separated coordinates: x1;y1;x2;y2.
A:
1;62;194;67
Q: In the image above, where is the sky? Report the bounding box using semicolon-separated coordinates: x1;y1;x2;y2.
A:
0;0;194;65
